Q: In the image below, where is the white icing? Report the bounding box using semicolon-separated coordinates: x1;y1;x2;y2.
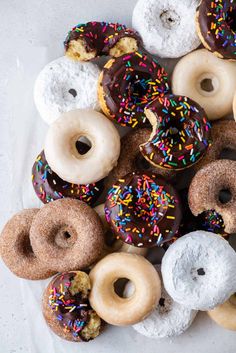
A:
34;56;101;124
132;0;201;58
162;231;236;311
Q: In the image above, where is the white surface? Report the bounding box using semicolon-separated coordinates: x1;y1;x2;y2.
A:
0;1;236;352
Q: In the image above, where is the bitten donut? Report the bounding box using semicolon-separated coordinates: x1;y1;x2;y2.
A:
89;253;161;326
132;0;200;58
44;109;120;184
94;204;147;257
34;56;100;124
124;266;197;338
42;271;102;341
32;149;104;205
208;294;236;331
162;231;236;310
105;172;182;248
139;95;212;171
172;49;236;120
98;52;170;127
64;22;142;61
194;120;236;171
189;160;236;233
196;0;236;60
106;129;175;189
30;198;104;272
0;209;55;280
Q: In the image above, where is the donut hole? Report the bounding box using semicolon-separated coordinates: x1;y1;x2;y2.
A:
114;278;134;298
190;267;206;281
159;297;165;307
219;148;236;161
218;189;232;204
197;73;219;96
134;153;152;171
75;137;92;155
200;79;214;92
225;8;236;33
160;10;180;29
68;88;77;98
126;73;153;111
16;233;35;258
54;226;77;248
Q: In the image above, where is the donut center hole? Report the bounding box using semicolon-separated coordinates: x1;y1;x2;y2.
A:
55;227;76;248
76;137;92;155
160;10;180;29
219;148;236;161
127;73;152;108
114;278;132;298
200;78;214;92
197;268;205;276
68;88;77;98
191;267;206;281
219;189;232;204
159;297;165;307
17;233;35;258
134;153;151;171
229;293;236;306
226;8;236;33
64;231;71;239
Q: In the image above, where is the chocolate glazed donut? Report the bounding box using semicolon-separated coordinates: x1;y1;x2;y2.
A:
196;0;236;60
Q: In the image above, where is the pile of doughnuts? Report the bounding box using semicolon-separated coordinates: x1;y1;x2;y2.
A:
2;0;236;343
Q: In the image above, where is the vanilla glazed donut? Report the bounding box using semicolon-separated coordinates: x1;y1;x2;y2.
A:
132;0;201;58
34;56;101;124
208;293;236;331
189;160;236;234
196;0;236;60
94;204;147;257
42;271;102;341
0;209;55;280
162;231;236;310
98;51;170;128
194;120;236;172
139;95;212;171
172;49;236;121
124;265;197;338
89;252;161;326
30;198;104;272
64;22;142;61
44;109;120;184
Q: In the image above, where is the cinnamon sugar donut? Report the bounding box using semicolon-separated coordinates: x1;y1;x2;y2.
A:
208;294;236;331
89;253;161;326
0;209;55;280
189;160;236;233
42;271;102;341
194;120;236;172
30;198;104;272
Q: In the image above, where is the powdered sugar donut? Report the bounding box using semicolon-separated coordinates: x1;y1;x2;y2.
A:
124;265;197;338
34;56;100;124
162;231;236;310
132;0;201;58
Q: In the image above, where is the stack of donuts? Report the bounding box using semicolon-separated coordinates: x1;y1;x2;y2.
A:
1;0;236;343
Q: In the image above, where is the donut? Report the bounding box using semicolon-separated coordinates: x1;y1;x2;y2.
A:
44;109;120;184
139;95;212;171
161;231;236;310
32;148;104;205
132;0;200;58
64;22;142;61
172;49;236;121
0;209;55;280
34;56;100;124
105;172;182;248
188;160;236;233
42;271;102;341
30;198;104;272
89;252;161;326
106;128;176;190
94;204;147;258
196;0;236;60
98;51;170;128
194;120;236;171
124;265;197;338
208;294;236;331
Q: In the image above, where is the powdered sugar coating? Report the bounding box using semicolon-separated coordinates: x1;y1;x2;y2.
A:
162;231;236;310
124;266;197;338
132;0;201;58
34;56;100;124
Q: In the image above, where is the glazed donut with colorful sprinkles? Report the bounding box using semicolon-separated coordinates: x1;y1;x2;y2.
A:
139;95;212;171
98;51;170;127
105;172;182;248
64;22;142;61
196;0;236;60
32;148;104;205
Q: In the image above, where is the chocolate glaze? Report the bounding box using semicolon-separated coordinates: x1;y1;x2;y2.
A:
64;21;142;56
105;172;182;248
32;146;104;205
101;51;170;127
140;95;212;170
198;0;236;59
